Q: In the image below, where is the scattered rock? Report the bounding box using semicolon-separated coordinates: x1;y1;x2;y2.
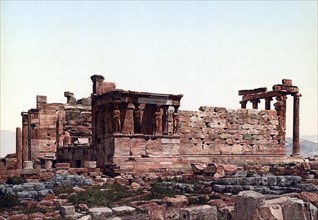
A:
148;203;166;220
234;190;265;220
78;215;92;220
112;206;136;215
281;198;318;220
73;186;86;192
179;205;218;220
164;195;188;207
8;214;29;220
252;204;283;220
89;207;113;219
130;182;141;191
114;176;129;186
132;177;145;186
61;205;76;216
208;199;227;210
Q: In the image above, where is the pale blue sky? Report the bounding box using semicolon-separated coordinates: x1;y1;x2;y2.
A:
1;1;317;156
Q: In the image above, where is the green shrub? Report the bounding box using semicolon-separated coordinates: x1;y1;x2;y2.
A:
6;176;26;185
68;184;142;207
141;183;182;200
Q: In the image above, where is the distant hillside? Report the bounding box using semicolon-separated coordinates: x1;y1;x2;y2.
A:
300;135;318;143
0;130;15;157
286;137;318;157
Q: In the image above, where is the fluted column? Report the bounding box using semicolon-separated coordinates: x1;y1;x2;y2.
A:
292;93;301;156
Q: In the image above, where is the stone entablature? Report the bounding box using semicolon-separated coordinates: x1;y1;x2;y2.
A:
238;79;301;157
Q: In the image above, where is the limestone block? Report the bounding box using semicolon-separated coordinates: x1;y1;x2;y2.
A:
89;207;112;219
281;198;318;220
148;203;166;220
234;190;266;220
112;206;136;215
55;163;70;169
114;176;129;186
61;206;76;216
231;144;243;154
179;205;218;220
252;204;283;220
164;195;188;207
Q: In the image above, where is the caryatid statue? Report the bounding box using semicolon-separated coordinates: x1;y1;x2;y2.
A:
173;112;180;134
113;105;121;133
154;107;162;134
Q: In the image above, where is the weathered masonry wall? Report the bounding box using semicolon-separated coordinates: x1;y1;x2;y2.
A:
110;106;284;174
19;93;92;164
179;107;284;157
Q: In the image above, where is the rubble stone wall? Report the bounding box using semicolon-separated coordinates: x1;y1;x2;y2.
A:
179;106;284;156
107;106;286;173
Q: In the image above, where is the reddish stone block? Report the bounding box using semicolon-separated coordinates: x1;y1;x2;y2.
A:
55;163;70;169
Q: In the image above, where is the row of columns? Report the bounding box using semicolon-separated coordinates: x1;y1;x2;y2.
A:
93;103;179;138
240;97;273;110
240;93;301;157
111;103;180;135
15;112;30;169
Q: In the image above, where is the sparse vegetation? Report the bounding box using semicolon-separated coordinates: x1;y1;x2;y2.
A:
6;176;26;185
68;184;143;207
23;205;47;214
53;186;74;198
141;182;183;200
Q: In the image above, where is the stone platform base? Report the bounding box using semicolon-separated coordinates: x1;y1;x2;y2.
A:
111;154;287;174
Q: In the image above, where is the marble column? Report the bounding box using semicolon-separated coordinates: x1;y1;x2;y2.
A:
16;127;22;169
292;93;301;156
21;112;29;162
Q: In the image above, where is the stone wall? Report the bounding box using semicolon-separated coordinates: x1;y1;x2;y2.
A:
19;93;92;164
105;106;285;174
57;104;285;174
179;106;284;157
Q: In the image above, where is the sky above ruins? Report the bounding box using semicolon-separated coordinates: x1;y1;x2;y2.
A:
1;1;317;155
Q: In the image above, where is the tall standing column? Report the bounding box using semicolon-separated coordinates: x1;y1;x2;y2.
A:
292;93;301;156
21;112;29;163
16;127;22;169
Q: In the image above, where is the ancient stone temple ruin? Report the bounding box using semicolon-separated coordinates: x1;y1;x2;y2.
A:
2;75;302;176
57;76;301;175
11;92;92;170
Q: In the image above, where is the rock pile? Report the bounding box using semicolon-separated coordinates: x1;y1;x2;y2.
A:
0;174;92;200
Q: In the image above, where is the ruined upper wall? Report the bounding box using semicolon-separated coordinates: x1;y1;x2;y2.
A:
21;93;92;162
179;106;284;157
